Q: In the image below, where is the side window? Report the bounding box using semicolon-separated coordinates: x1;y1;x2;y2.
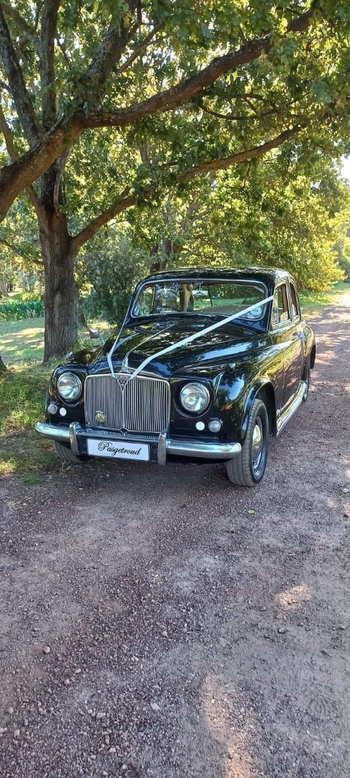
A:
289;283;300;319
271;284;290;327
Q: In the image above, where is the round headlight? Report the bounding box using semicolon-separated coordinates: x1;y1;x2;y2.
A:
57;372;82;402
180;383;210;414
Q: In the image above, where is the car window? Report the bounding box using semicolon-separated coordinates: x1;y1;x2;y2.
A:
133;281;268;321
289;282;300;319
271;283;291;327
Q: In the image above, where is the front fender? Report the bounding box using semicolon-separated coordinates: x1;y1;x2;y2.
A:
216;369;276;445
241;380;277;439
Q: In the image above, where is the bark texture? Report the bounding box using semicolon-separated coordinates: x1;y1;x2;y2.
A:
39;210;77;362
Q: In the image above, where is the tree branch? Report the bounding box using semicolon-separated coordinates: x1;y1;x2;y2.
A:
0;234;42;266
0;103;42;216
0;78;10;93
0;114;80;222
200;102;279;122
0;236;27;257
177;125;303;183
0;2;42;145
79;3;319;129
70;125;304;255
81;0;140;104
1;1;35;35
53;147;70;211
114;22;164;78
0;0;321;221
71;189;135;254
40;0;60;130
56;37;72;69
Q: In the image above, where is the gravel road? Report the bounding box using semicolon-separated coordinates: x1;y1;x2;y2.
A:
0;299;349;778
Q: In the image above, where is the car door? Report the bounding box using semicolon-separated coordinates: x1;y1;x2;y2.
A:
271;282;304;408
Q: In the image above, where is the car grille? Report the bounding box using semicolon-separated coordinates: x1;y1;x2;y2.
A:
84;373;170;433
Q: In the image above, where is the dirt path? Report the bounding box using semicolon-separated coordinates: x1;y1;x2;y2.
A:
0;300;349;778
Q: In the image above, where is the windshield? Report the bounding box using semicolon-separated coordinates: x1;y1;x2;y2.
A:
132;280;267;322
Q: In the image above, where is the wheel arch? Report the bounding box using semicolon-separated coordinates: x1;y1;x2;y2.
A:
310;343;316;369
243;380;277;437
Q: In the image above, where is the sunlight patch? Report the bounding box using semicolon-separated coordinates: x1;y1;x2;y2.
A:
201;674;257;778
275;584;311;610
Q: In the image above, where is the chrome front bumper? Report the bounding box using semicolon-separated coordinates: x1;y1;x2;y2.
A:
35;421;241;463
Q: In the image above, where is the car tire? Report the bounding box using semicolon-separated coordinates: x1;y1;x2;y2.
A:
226;398;269;487
302;361;310;402
53;441;89;464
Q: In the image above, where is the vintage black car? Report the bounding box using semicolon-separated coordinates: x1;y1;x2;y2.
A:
36;268;316;487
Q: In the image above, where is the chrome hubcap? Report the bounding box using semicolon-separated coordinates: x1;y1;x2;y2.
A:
252;418;264;472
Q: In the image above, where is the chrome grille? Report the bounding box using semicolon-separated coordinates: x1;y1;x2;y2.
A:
85;374;170;433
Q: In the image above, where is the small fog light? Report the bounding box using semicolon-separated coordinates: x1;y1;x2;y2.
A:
195;421;205;431
208;419;222;433
59;407;67;417
47;402;58;414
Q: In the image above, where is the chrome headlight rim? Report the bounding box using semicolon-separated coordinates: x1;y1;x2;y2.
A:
57;372;83;402
179;382;211;415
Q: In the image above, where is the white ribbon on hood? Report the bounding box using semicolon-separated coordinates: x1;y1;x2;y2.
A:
107;295;274;382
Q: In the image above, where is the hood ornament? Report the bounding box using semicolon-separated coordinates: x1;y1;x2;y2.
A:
121;354;130;373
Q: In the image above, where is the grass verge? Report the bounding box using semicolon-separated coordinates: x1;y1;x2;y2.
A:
300;281;350;314
0;364;55;477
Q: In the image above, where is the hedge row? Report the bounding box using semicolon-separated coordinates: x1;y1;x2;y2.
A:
0;300;44;321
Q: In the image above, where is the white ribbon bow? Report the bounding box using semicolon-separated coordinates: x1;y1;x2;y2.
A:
107;295;274;382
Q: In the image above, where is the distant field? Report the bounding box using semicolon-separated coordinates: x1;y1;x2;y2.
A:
299;281;350;313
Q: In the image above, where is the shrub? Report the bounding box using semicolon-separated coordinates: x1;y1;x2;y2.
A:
0;300;44;321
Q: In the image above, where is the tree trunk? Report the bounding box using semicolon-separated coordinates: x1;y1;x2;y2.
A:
39;209;78;362
0;273;9;296
150;236;183;272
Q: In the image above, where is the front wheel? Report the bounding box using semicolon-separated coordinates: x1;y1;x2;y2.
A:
226;399;269;487
53;441;89;464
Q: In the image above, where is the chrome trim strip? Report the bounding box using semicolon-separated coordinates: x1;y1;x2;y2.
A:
69;422;80;455
276;381;306;436
166;439;241;459
157;431;167;466
35;422;241;460
35;422;70;442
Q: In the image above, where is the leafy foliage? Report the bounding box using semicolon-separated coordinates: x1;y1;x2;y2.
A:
81;234;151;325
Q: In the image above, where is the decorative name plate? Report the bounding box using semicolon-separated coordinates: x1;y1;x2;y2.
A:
87;439;150;461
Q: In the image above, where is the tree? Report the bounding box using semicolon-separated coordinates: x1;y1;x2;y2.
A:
0;0;350;359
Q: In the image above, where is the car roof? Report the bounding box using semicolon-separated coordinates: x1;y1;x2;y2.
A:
141;266;291;289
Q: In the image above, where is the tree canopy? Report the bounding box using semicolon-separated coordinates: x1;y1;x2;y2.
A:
1;0;350;357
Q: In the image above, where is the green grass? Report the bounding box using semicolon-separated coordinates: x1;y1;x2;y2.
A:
0;316;111;364
0;317;111;477
0;316;45;362
0;364;55;476
299;281;350;314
